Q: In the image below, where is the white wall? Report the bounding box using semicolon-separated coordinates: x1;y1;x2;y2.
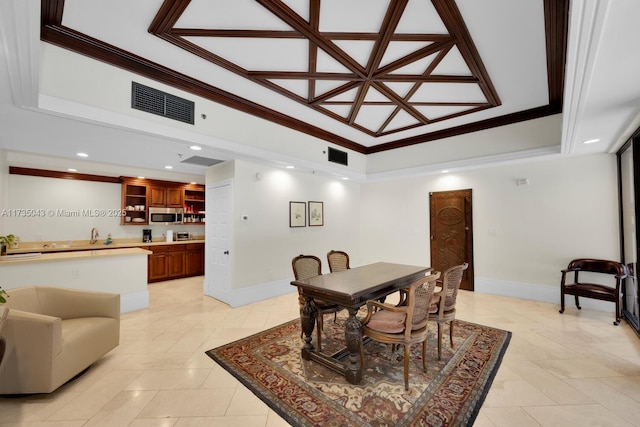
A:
4;174;204;243
205;159;360;306
360;153;620;305
231;160;361;287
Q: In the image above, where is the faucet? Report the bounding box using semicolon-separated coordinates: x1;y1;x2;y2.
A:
90;228;99;244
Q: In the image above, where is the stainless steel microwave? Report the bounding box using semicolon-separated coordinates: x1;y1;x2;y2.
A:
149;207;183;225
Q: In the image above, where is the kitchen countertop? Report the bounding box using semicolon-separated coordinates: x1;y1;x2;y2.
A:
7;238;205;255
0;247;152;265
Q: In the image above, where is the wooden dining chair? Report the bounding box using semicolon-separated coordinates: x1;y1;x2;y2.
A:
429;262;468;359
291;254;342;351
327;250;350;272
361;271;441;390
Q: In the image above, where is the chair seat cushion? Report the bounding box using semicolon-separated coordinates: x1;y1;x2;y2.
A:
366;310;406;333
429;294;440;313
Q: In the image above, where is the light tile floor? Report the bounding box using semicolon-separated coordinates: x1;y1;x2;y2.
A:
1;276;639;426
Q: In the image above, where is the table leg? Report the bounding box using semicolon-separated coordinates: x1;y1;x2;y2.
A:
300;296;317;360
344;307;362;384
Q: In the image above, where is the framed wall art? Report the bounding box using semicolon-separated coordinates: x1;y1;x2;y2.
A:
289;201;306;227
308;201;324;226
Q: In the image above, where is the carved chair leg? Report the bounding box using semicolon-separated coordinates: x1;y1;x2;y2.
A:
404;344;410;391
574;295;581;310
437;322;443;360
449;320;454;348
421;340;428;372
615;296;622;325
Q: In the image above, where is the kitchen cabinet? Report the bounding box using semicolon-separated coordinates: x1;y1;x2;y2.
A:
121;178;204;224
149;185;183;208
148;248;169;282
183;185;205;224
185;243;205;276
121;179;148;225
148;243;201;283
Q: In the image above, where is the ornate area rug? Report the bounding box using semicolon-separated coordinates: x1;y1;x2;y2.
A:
206;315;510;427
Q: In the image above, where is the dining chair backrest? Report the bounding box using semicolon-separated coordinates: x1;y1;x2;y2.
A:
437;262;469;314
327;250;350;272
411;271;441;330
292;254;322;280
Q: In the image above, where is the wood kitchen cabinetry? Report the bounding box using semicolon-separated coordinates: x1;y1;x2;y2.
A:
183;184;205;224
149;185;183;208
121;178;203;225
148;243;203;283
185;243;205;276
121;179;148;225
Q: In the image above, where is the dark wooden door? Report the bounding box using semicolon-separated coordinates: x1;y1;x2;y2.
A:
430;189;474;291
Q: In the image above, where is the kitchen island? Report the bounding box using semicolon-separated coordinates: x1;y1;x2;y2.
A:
0;247;151;313
7;238;205;284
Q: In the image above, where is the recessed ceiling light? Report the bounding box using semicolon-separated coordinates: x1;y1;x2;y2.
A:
441;170;450;173
76;152;88;157
164;165;173;169
583;138;600;144
286;165;295;169
189;145;202;151
342;177;349;180
67;168;77;172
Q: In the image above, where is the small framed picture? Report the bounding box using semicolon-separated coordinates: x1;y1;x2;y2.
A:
308;201;324;226
289;201;306;227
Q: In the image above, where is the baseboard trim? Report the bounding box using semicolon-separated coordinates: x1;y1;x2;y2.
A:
207;279;295;308
475;277;615;312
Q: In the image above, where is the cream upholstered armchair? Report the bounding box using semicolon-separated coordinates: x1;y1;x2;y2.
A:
0;286;120;394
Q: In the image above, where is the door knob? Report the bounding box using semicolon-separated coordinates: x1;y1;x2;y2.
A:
223;250;229;255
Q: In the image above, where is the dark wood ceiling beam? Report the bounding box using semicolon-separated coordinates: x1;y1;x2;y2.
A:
431;0;501;107
377;74;477;83
148;0;190;34
40;25;367;154
375;45;452;134
322;33;450;42
39;0;568;154
347;84;370;124
347;0;410;127
371;81;429;123
367;104;560;153
41;0;64;26
171;29;304;38
247;71;360;80
365;0;410;76
311;81;361;104
254;0;367;78
374;38;455;77
307;0;321;103
544;0;569;107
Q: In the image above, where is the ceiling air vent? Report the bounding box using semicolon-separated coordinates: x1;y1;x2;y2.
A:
131;82;194;124
181;156;223;167
328;147;348;166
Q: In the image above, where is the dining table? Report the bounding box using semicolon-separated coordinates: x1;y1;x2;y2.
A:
290;261;431;384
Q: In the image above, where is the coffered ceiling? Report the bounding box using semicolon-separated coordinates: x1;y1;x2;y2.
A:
40;0;564;154
2;0;640;179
